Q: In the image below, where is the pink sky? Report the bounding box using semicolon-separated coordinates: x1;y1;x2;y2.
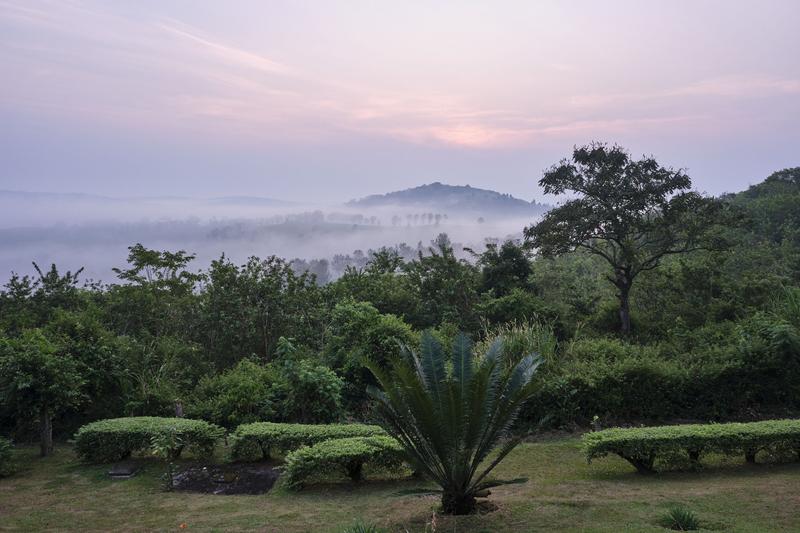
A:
1;0;798;201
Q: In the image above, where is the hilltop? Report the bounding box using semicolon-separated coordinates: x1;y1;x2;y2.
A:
347;182;549;218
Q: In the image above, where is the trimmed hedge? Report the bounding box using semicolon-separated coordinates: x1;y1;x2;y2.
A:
0;437;12;477
74;417;225;463
229;422;386;461
583;419;800;473
283;435;406;488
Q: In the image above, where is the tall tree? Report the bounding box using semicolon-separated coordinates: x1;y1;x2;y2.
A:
525;143;728;335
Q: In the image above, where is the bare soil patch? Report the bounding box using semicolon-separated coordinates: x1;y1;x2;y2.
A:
171;462;280;495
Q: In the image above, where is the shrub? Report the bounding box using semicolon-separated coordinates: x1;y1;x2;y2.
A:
476;320;558;366
583;419;800;473
269;359;344;423
190;356;344;427
188;359;277;429
522;334;797;428
74;417;225;463
659;506;700;531
283;435;405;488
229;422;386;461
0;437;12;476
324;301;417;411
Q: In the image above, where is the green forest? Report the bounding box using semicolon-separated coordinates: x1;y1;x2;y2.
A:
2;148;798;452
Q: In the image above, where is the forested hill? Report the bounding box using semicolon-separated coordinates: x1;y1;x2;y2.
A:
730;167;800;243
347;182;550;218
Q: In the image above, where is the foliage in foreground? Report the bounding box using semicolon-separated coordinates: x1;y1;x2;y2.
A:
283;435;405;488
367;331;541;514
229;421;386;461
659;506;700;531
583;418;800;473
339;522;387;533
74;417;224;463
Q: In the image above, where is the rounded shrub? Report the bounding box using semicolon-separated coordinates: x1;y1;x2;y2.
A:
283;435;405;488
229;422;386;461
74;417;225;463
583;418;800;473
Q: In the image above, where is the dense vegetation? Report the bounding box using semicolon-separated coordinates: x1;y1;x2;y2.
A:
0;156;798;462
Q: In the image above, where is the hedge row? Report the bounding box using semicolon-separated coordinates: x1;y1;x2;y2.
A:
230;421;386;461
283;435;406;488
0;437;12;477
583;419;800;473
74;417;225;463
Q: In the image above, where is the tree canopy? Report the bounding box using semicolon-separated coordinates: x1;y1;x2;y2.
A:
525;142;731;334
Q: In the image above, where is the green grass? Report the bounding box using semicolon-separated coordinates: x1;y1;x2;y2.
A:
1;437;798;532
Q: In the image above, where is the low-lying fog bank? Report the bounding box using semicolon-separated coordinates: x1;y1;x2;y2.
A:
0;192;538;283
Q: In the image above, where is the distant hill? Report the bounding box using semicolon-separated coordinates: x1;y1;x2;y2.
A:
347;182;549;218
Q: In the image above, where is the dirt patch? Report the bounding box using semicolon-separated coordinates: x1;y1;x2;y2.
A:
171;463;281;495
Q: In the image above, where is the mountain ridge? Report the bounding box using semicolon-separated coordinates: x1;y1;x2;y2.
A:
347;182;549;217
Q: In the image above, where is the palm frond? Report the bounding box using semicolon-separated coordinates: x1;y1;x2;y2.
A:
365;330;541;515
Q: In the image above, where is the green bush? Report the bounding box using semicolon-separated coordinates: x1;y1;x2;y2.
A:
283;435;405;488
269;359;344;423
229;422;386;461
523;331;800;428
323;300;417;411
188;359;277;429
339;522;386;533
0;437;12;476
74;417;225;463
583;419;800;473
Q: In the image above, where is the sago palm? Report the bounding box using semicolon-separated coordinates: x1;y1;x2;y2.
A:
366;331;541;514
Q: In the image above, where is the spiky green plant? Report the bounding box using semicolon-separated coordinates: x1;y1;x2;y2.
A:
339;521;386;533
659;506;700;531
366;331;541;515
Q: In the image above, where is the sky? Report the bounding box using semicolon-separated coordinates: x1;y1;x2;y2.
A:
1;0;799;203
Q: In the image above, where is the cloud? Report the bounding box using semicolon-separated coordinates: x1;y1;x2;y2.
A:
157;22;290;75
2;1;797;152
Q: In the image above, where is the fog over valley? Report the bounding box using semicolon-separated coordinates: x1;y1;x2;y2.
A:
0;184;546;282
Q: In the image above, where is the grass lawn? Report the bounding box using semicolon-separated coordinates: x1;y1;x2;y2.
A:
1;437;798;532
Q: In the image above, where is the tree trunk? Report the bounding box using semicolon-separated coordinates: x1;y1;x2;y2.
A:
745;449;757;464
619;452;655;474
39;407;53;457
441;490;476;515
617;279;632;336
346;460;363;482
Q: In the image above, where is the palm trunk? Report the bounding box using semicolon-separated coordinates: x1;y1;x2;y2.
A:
441;490;476;515
39;407;53;457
